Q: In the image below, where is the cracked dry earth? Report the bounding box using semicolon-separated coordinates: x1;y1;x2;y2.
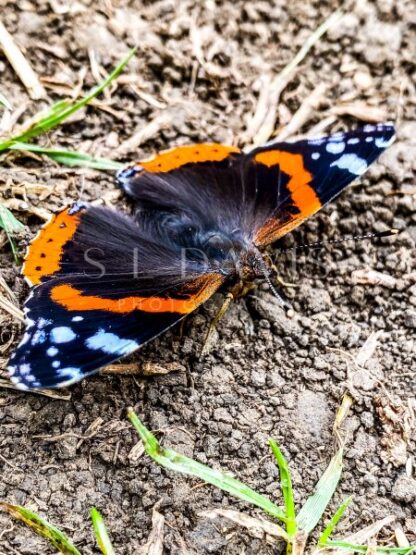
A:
0;0;415;554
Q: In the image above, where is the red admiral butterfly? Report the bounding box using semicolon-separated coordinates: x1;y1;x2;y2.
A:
8;124;395;389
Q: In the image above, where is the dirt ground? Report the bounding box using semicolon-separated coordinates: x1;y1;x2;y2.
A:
0;0;415;553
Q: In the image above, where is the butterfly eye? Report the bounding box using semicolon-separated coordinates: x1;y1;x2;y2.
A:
204;234;225;250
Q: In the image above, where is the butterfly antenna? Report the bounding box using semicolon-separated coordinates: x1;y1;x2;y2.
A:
253;247;292;309
279;228;399;252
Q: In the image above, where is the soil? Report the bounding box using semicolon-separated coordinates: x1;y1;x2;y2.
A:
0;1;415;554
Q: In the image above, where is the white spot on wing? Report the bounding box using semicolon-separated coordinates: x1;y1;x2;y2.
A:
375;135;395;148
347;137;360;145
311;152;320;160
10;376;28;390
58;367;82;379
31;329;47;346
50;326;76;344
326;141;345;154
72;316;84;322
52;361;61;368
86;330;139;355
26;318;36;330
308;137;325;146
19;364;32;376
47;346;59;357
330;154;368;175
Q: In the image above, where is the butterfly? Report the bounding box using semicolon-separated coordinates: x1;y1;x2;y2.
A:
7;123;395;389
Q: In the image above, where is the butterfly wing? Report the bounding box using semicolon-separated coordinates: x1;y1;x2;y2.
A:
9;204;224;389
246;124;395;246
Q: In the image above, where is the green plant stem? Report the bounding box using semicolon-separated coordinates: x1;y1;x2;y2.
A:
324;539;414;555
128;409;288;534
269;438;297;554
9;142;123;170
91;508;116;555
318;496;352;546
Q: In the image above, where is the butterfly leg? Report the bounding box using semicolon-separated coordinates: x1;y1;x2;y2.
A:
200;292;234;357
263;253;298;289
200;281;256;357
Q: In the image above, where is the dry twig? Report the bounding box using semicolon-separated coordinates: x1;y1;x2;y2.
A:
0;19;46;100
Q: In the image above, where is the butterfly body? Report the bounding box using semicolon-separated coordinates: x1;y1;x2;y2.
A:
8;124;395;389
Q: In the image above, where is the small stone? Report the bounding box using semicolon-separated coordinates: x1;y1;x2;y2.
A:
392;475;416;503
213;407;233;424
250;368;266;386
297;391;330;436
403;310;416;329
353;70;373;90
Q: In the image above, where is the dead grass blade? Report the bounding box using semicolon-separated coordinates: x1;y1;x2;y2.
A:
355;331;382;367
0;90;12;110
331;102;387;123
244;9;343;146
333;516;396;554
0;503;80;555
274;83;327;142
201;508;286;542
141;507;165;555
115;111;172;156
0;293;24;322
0;271;18;304
0;19;46;100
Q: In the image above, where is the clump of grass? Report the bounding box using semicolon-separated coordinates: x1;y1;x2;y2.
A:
3;412;414;554
128;409;415;555
0;47;135;170
0;49;133;257
0;503;114;555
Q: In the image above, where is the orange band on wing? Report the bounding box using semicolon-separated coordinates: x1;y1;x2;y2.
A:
50;274;224;315
138;143;240;173
253;150;321;245
23;207;83;286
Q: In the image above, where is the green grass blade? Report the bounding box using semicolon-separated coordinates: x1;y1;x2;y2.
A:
318;496;353;546
296;449;343;534
91;508;116;555
0;91;12;110
0;47;136;152
128;409;288;532
0;204;25;234
269;438;297;537
0;204;25;262
0;503;81;555
10;142;123;171
324;539;415;554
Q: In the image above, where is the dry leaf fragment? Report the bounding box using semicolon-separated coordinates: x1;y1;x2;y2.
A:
351;269;397;289
201;508;286;542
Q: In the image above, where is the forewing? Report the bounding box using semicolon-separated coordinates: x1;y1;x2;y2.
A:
248;124;395;246
9;203;224;389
